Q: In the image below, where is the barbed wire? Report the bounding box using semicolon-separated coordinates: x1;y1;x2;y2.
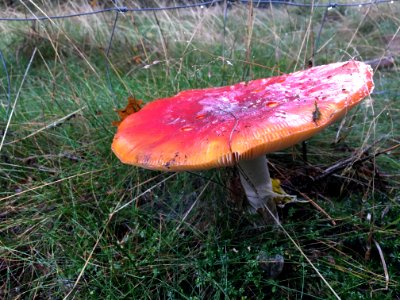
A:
241;0;396;8
0;0;397;22
0;1;224;21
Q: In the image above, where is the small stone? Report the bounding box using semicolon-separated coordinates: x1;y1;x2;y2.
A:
257;252;284;279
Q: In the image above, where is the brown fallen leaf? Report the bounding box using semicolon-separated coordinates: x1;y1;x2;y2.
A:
112;96;143;127
132;55;142;64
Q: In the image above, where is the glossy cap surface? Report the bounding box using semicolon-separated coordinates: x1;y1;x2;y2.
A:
112;60;374;171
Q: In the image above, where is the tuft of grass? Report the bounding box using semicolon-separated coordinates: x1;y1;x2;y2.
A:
1;1;400;299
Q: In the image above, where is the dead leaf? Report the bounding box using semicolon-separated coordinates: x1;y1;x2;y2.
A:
132;55;142;64
112;96;143;127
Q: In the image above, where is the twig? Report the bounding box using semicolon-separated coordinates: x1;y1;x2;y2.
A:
313;143;400;183
365;56;395;70
298;191;337;226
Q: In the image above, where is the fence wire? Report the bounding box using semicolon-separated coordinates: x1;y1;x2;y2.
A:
241;0;395;7
0;0;397;21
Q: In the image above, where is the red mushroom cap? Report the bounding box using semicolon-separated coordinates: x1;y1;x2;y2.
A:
112;60;374;171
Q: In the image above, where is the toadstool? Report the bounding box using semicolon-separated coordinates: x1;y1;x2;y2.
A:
112;60;374;224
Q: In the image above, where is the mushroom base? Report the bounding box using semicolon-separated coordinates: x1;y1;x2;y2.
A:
238;156;279;225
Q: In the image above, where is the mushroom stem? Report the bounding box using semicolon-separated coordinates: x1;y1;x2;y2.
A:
238;156;279;225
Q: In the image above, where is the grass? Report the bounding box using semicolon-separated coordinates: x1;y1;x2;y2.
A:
1;0;400;299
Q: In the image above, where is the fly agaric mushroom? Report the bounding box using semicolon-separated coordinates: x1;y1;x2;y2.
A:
112;60;374;224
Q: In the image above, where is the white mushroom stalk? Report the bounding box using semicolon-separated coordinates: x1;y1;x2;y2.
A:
238;156;294;225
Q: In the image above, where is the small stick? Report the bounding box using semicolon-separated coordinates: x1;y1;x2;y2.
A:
314;143;400;183
298;191;336;226
364;56;394;70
